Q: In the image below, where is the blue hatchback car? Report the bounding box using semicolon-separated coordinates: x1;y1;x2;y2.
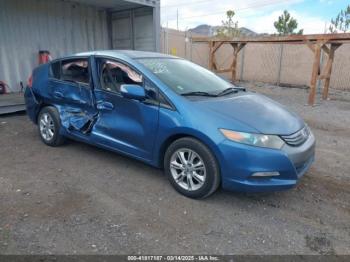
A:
25;50;315;198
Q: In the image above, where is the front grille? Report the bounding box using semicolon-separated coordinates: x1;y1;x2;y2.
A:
281;126;310;147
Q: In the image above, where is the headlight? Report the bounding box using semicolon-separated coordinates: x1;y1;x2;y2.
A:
305;124;313;137
219;129;285;149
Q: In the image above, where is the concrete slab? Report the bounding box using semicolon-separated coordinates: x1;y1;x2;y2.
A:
0;93;26;115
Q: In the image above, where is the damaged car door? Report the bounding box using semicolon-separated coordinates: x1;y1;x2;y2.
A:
49;57;96;134
90;57;159;161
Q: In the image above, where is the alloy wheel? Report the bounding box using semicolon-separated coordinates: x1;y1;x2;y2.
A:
39;113;55;141
170;148;206;191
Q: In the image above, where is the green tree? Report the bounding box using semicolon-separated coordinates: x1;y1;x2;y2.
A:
329;5;350;33
216;10;240;38
274;10;303;35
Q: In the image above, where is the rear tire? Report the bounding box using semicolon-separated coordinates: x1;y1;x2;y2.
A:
164;137;220;199
37;106;65;147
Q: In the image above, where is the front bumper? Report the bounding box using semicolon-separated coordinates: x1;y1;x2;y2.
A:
218;132;316;192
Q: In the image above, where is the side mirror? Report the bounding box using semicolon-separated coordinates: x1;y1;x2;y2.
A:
120;84;146;101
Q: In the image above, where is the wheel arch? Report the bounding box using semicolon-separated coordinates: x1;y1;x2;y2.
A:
156;129;222;169
36;103;55;123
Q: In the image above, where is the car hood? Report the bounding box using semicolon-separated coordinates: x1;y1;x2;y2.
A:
194;92;304;135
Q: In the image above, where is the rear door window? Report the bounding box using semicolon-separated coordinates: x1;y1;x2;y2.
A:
61;59;90;85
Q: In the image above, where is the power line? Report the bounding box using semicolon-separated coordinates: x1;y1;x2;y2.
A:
163;0;276;21
162;0;214;8
163;0;297;21
168;0;294;20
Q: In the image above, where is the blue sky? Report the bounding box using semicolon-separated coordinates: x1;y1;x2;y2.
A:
161;0;349;34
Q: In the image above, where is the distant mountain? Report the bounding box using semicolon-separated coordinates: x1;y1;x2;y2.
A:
239;27;258;37
188;24;215;36
188;24;259;37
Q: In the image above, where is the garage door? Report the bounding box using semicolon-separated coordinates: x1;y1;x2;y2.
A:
111;7;155;51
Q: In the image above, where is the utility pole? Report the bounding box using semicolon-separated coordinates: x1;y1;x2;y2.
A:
185;27;188;59
177;9;179;31
166;20;169;54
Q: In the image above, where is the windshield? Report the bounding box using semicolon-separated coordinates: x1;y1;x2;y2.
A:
137;58;233;95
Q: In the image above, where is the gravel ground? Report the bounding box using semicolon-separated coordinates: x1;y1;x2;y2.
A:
0;84;349;255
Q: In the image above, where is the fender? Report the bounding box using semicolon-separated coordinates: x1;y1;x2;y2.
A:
152;126;225;169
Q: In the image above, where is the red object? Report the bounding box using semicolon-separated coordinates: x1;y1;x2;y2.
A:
0;81;8;94
38;50;51;64
27;75;33;88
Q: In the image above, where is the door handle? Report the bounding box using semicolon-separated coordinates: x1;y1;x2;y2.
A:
54;91;64;99
70;98;83;104
97;101;114;111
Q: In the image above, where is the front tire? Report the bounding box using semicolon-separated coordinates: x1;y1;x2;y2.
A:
37;106;65;146
164;137;220;199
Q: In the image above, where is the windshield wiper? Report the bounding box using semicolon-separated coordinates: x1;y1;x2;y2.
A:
217;87;246;96
181;91;218;97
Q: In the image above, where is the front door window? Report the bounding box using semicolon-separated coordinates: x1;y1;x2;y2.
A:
99;59;143;93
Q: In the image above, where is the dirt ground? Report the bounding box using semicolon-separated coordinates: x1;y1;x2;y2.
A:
0;84;349;255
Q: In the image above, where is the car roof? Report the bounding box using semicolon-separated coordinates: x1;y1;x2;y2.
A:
71;50;177;59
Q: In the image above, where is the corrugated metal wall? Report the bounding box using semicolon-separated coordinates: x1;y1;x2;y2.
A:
0;0;109;92
133;7;155;51
112;10;134;50
111;7;155;51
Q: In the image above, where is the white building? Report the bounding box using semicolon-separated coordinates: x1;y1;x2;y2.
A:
0;0;161;92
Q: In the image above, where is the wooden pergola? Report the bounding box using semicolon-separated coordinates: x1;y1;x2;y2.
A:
192;33;350;105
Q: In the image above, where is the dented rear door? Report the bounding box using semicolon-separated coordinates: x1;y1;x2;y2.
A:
48;57;97;133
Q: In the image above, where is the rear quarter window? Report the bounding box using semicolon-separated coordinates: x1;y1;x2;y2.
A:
49;61;61;79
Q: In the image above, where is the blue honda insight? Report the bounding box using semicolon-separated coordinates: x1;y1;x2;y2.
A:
25;50;315;198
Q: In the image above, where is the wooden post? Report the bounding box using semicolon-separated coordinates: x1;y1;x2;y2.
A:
322;43;341;100
230;43;238;82
208;41;223;71
240;46;245;81
230;43;246;82
208;41;214;70
308;43;322;106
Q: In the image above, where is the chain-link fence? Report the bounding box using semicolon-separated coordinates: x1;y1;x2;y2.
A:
161;28;350;91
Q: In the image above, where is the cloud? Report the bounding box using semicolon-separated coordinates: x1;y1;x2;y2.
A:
239;10;327;34
319;0;334;4
161;0;327;34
